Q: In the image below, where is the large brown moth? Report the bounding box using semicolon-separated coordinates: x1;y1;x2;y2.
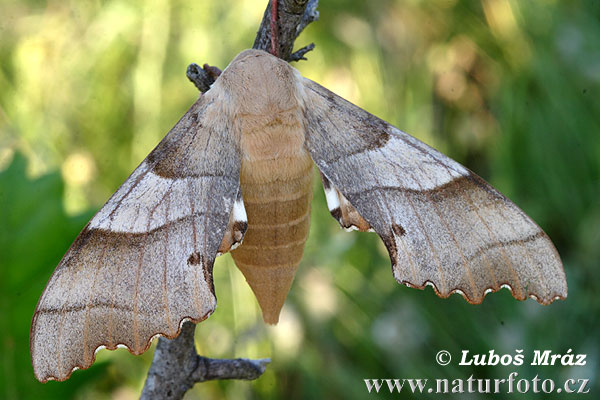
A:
31;48;568;383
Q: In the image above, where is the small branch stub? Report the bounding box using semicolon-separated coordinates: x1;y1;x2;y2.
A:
141;321;271;399
289;42;315;62
186;63;221;93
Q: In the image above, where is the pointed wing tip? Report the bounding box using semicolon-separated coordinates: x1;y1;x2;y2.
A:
397;278;567;306
31;311;215;383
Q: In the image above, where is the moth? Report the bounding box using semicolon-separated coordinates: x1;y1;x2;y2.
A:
31;49;568;382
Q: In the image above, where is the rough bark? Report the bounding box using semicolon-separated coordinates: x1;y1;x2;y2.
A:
141;1;319;398
140;322;270;399
253;0;319;60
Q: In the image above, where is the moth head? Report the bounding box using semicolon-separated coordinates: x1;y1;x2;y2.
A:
214;49;304;116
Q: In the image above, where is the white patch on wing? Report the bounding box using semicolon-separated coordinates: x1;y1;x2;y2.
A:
233;198;247;223
342;133;469;191
385;133;467;190
89;160;218;233
324;187;340;211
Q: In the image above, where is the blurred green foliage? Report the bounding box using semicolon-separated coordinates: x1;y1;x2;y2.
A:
0;0;598;399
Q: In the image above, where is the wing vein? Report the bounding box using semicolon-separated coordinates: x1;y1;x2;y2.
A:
200;126;216;304
377;150;477;297
55;226;102;377
187;178;203;317
132;178;175;350
494;203;549;297
81;237;110;364
162;190;174;334
377;151;448;293
131;221;150;351
442;167;519;294
361;152;420;283
412;176;476;297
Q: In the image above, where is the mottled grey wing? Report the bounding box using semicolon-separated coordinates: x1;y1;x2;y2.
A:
31;93;241;382
301;78;567;305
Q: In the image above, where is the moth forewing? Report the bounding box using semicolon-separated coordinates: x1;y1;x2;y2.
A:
300;76;567;305
31;92;242;382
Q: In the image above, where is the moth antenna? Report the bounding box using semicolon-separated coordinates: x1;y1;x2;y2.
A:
270;0;279;57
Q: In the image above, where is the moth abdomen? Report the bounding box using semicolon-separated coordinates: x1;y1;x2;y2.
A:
231;114;313;323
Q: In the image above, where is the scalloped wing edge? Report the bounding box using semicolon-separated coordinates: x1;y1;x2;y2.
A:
34;311;214;383
393;274;568;306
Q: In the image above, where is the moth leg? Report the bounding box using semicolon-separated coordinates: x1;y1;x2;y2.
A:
321;173;372;232
217;193;248;255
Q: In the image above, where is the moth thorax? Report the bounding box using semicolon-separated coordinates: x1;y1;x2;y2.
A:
219;49;302;116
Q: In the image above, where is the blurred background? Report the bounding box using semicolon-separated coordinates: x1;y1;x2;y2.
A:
1;0;598;398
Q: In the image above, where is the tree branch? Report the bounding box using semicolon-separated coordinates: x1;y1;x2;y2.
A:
253;0;319;61
141;322;270;399
142;1;319;398
187;0;319;91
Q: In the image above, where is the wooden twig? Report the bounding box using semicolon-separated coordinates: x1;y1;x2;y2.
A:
141;322;270;399
253;0;319;61
187;0;319;91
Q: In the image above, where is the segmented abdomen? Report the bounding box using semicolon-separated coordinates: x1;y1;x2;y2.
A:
231;148;313;324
